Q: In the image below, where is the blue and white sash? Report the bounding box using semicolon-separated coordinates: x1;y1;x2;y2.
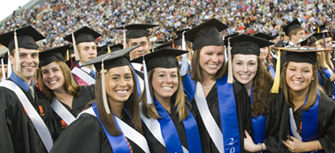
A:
322;67;335;100
289;92;321;153
130;63;142;97
191;75;241;153
0;80;53;151
84;103;150;153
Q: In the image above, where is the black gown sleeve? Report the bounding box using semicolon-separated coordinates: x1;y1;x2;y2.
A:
318;68;333;98
0;85;55;153
318;92;335;152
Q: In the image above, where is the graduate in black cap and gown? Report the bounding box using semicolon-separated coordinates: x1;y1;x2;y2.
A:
271;47;335;152
132;48;202;153
50;45;150;153
97;43;123;56
37;45;95;138
183;19;251;153
229;34;284;152
0;25;57;153
64;26;101;86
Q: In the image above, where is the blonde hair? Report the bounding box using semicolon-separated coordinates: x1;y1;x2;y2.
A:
140;68;189;122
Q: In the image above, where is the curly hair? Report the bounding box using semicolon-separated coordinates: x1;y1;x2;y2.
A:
251;58;274;117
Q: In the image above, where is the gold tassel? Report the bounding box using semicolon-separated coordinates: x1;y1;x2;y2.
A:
66;49;70;61
123;25;126;49
317;27;320;33
71;32;80;61
107;45;111;53
227;38;234;83
270;49;281;93
14;29;21;72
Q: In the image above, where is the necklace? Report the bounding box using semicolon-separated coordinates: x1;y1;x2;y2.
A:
201;81;216;89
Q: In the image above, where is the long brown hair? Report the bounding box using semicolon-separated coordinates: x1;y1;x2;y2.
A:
96;65;142;136
38;61;80;100
140;68;189;122
280;62;319;110
191;47;227;82
251;58;274;117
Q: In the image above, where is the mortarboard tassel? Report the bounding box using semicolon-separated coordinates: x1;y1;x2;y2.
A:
283;34;286;43
14;29;21;72
179;31;188;76
1;58;5;81
227;38;234;83
66;49;70;61
317;27;320;33
142;57;153;105
108;45;111;53
71;32;80;61
101;55;112;115
7;49;12;78
270;49;281;93
323;33;326;48
172;39;175;49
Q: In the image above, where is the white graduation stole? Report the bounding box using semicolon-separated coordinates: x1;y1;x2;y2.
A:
51;97;76;125
71;67;95;85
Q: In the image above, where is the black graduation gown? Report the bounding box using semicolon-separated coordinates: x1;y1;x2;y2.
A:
0;80;57;153
50;110;145;153
275;90;335;153
65;57;79;70
192;82;251;153
53;85;95;139
318;68;333;98
142;99;191;153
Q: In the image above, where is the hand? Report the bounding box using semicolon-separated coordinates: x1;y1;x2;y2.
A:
282;136;305;152
244;130;261;152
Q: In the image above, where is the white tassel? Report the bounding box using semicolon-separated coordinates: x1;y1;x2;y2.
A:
123;25;127;49
143;57;153;105
7;49;12;78
227;38;234;83
14;30;20;72
101;54;111;114
1;58;5;81
72;32;80;61
179;31;188;76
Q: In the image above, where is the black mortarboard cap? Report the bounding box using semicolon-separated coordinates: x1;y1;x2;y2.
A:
150;42;173;52
81;45;140;72
314;24;327;32
283;18;301;36
0;25;45;52
39;44;71;67
313;32;332;40
184;19;228;50
175;28;190;36
283;47;328;64
64;26;101;44
230;34;274;56
224;33;239;46
115;24;158;39
253;32;275;41
131;48;188;72
97;43;123;56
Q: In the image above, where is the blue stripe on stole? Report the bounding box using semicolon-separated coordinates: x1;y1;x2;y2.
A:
182;108;203;153
130;63;142;98
154;97;183;153
217;75;241;152
183;73;196;102
322;67;335;100
92;103;131;153
289;93;322;153
250;87;267;146
317;71;322;86
269;65;276;79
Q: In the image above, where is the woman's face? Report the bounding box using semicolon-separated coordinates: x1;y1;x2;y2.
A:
325;37;333;48
41;61;65;92
286;62;313;94
259;47;269;61
106;66;134;103
233;54;258;86
152;67;178;101
199;45;225;77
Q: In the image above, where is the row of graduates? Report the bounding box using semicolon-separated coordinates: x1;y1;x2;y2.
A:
0;18;334;153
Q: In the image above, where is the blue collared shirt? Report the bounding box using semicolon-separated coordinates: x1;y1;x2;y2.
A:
9;72;33;92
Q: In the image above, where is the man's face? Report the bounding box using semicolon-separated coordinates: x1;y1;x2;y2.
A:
10;48;39;82
127;37;151;60
291;29;305;43
77;42;97;64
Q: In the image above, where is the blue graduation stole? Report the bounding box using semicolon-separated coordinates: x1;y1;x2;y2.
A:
321;67;335;100
183;74;241;152
154;97;203;153
130;64;142;98
217;76;241;152
183;73;196;102
269;65;275;79
250;88;267;148
92;102;131;153
289;93;322;153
